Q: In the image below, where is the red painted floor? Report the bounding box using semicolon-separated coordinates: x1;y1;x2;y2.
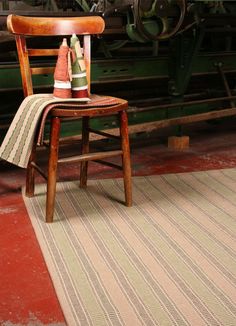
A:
1;120;236;325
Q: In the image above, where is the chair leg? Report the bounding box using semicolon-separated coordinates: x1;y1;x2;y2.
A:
46;117;60;223
80;116;89;188
119;110;132;206
25;139;37;197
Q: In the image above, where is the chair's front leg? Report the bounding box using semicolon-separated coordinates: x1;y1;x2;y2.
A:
25;138;37;197
119;110;132;207
46;116;60;223
80;116;90;188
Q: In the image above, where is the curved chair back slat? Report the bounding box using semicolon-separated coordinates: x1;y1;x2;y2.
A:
7;15;105;36
7;15;105;97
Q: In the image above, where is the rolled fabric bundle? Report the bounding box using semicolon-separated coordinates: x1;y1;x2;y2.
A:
70;33;89;99
53;38;72;99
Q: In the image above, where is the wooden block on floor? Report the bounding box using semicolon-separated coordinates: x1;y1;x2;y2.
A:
168;136;190;151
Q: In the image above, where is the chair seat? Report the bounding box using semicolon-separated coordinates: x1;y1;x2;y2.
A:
49;95;128;117
36;95;128;145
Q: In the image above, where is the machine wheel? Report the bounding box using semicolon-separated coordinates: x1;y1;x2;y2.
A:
133;0;186;41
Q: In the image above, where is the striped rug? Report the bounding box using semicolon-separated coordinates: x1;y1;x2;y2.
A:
22;169;236;326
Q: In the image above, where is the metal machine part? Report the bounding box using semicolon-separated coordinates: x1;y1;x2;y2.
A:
0;1;236;139
1;1;235;42
130;0;186;41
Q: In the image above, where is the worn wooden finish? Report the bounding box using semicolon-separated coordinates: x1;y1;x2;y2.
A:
80;117;89;188
7;15;104;97
88;128;120;140
8;14;132;222
30;162;47;180
7;15;105;36
168;136;190;151
58;150;123;163
28;49;59;56
30;67;55;75
46;117;61;223
50;99;128;116
25;139;37;197
119;110;132;207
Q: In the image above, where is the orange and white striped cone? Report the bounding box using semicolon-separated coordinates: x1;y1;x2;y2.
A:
53;38;72;99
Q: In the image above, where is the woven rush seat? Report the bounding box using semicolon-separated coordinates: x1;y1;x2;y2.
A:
5;14;132;223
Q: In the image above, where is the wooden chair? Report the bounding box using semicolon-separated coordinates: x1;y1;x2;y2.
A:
7;14;132;223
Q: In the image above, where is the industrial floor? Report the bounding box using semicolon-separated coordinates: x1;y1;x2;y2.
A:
1;120;236;326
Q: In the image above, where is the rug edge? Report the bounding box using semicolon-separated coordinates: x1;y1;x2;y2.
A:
21;186;76;326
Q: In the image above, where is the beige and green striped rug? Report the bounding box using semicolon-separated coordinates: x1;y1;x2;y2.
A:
23;168;236;326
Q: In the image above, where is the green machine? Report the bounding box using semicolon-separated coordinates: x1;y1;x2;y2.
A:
0;0;236;140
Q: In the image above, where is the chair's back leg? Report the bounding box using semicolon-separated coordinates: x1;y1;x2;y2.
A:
80;116;90;188
119;110;132;206
46;116;61;223
25;139;37;197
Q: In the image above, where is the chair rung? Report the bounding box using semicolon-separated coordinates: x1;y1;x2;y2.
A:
58;150;122;163
94;159;123;170
89;128;120;140
30;162;47;180
31;66;55;75
42;141;49;147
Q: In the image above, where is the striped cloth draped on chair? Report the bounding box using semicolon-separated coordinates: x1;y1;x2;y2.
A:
0;94;120;168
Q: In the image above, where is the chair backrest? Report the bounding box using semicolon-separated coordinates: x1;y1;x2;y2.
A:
7;15;105;97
